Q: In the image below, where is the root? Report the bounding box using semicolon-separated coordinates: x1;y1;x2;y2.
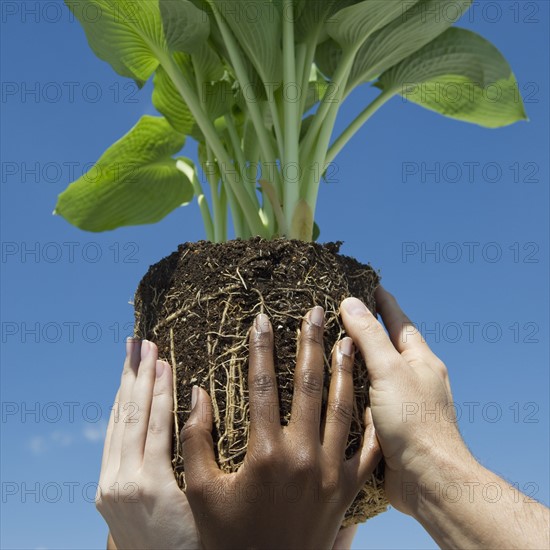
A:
133;238;384;525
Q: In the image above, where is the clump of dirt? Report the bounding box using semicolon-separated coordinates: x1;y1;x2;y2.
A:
134;237;387;525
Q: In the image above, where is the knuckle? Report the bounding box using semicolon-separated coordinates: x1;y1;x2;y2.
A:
121;364;135;379
95;486;107;510
147;420;165;436
321;470;341;495
335;354;354;375
302;322;324;346
297;370;323;398
326;399;353;425
95;480;119;509
258;441;278;462
96;478;144;508
431;358;449;377
152;385;169;398
356;315;383;338
253;443;282;470
250;326;273;351
251;373;276;395
290;448;317;477
179;421;206;447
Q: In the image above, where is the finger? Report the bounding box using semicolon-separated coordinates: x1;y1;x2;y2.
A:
345;408;382;489
290;306;325;437
248;314;281;447
120;339;158;472
340;297;403;383
322;338;354;459
375;286;433;360
143;360;174;472
107;337;141;469
180;387;221;493
100;388;119;475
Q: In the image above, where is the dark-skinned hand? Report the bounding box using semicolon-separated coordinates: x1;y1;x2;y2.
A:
181;307;381;550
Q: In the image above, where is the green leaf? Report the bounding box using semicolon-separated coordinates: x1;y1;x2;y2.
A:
153;44;231;137
153;52;196;134
347;0;472;91
315;38;341;80
376;27;527;128
299;114;314;140
295;0;355;44
65;0;166;85
312;222;321;241
159;0;210;53
211;0;282;86
193;41;226;82
55;116;193;231
202;81;234;120
326;0;418;52
242;116;259;155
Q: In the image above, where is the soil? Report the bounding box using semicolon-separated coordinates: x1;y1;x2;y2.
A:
134;237;388;525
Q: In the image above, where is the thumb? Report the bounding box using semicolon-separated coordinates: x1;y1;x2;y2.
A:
340;297;401;383
180;386;221;495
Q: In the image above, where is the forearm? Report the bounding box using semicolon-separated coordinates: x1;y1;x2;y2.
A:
410;451;549;549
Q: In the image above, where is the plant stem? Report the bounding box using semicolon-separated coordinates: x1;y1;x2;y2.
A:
282;0;300;233
298;35;318;116
267;87;284;165
205;145;226;242
219;184;228;240
221;122;256;238
240;116;275;233
304;62;353;213
224;180;245;237
192;58;218;242
300;49;355;162
224;114;257;205
177;159;214;242
294;42;306;134
160;54;267;237
210;5;283;201
326;90;395;165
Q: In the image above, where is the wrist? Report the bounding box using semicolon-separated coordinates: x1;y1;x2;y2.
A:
404;442;479;521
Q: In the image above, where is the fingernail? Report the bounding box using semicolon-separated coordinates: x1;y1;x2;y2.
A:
155;360;164;379
254;313;269;333
141;339;151;359
341;297;367;317
309;306;324;327
340;338;354;357
191;386;198;410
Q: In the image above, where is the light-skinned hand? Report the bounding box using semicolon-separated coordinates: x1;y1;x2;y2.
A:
97;338;198;550
340;286;469;516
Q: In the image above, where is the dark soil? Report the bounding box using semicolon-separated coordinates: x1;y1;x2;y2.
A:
134;237;388;525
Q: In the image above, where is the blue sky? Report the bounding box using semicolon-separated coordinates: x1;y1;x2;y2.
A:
1;1;548;549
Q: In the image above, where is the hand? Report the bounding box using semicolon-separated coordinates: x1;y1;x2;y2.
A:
97;338;198;550
340;287;473;516
341;288;550;550
181;308;381;550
